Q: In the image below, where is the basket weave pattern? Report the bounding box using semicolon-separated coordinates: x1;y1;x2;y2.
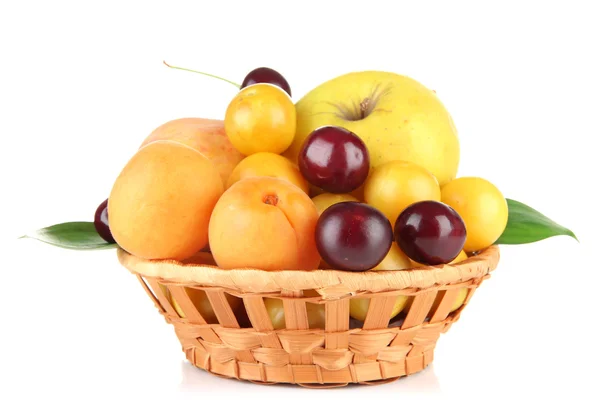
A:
119;246;500;388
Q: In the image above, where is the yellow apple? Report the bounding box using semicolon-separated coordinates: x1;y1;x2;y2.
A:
284;71;460;186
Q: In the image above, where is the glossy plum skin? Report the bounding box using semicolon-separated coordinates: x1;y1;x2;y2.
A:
298;126;370;194
94;199;115;243
394;200;466;265
315;202;393;271
241;67;292;97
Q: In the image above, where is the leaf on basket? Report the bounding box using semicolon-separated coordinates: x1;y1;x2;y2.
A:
495;199;578;245
20;222;118;250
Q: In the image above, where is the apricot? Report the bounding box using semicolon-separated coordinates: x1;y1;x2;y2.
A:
208;176;321;271
108;141;224;260
139;117;245;186
227;152;309;194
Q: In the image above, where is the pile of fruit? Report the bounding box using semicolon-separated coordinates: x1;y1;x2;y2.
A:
105;66;507;271
23;64;577;324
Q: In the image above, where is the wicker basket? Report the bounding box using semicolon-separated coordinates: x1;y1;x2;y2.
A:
118;245;500;388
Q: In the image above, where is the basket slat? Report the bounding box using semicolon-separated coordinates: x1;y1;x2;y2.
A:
363;296;401;330
205;290;240;328
167;285;208;324
402;290;437;329
242;297;283;350
429;288;461;322
280;291;312;365
204;291;257;363
282;295;310;330
325;299;350;349
146;278;179;318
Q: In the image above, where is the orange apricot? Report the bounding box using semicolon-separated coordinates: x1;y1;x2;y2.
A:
227;152;309;194
139;117;245;186
108;140;224;261
208;176;321;271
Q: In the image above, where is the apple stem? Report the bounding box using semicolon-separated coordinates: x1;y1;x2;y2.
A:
162;61;241;88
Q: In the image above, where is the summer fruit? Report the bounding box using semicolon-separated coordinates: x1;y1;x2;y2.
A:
284;71;460;187
441;177;508;252
241;67;292;97
364;160;441;225
94;198;115;243
410;249;467;268
139;117;245;187
311;193;360;269
372;243;413;271
108;141;224;261
160;284;242;322
316;202;393;271
311;193;359;216
163;61;292;97
394;200;467;266
179;251;218;266
264;298;325;329
298;126;370;194
227;152;309;194
224;83;296;156
349;296;409;322
208;176;321;271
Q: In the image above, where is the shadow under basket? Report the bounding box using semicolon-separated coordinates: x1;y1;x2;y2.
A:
118;246;500;388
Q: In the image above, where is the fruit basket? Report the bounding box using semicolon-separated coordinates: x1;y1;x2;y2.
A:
21;63;577;388
118;245;499;387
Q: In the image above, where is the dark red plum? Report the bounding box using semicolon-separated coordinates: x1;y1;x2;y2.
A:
316;202;392;271
298;126;370;194
394;200;466;265
94;198;115;243
241;67;292;97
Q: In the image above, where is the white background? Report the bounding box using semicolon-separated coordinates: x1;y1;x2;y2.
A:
1;1;598;412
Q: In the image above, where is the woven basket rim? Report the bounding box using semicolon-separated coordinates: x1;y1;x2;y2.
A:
117;245;499;298
117;245;500;298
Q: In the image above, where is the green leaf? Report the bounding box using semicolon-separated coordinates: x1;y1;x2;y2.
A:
495;199;578;245
20;222;118;250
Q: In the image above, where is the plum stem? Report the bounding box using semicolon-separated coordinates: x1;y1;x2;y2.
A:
162;61;241;88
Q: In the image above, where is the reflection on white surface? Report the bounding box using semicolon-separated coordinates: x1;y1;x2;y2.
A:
179;360;442;393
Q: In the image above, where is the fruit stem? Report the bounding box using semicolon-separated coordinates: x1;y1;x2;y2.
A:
263;194;279;206
162;61;241;88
